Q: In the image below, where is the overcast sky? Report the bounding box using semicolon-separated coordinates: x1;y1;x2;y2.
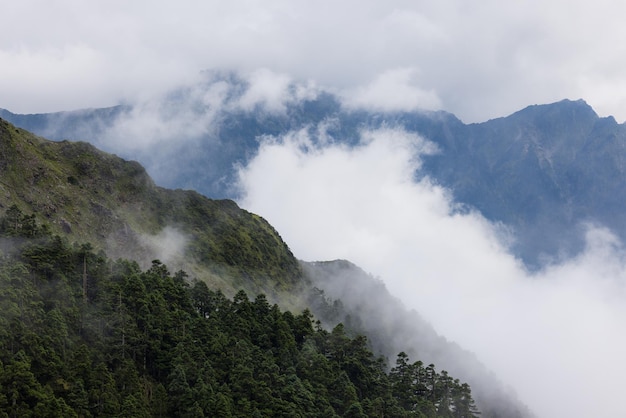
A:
3;0;626;122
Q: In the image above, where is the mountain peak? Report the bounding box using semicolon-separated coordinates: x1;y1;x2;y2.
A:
510;98;597;121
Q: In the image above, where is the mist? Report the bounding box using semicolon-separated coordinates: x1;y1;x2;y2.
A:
137;226;189;270
86;70;318;193
236;127;626;418
99;69;309;152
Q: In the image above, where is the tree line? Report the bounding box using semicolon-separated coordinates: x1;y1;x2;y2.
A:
0;205;479;417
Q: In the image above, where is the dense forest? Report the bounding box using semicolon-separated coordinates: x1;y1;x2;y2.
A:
0;205;479;417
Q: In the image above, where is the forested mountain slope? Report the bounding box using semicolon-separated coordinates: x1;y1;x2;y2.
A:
0;119;487;417
0;118;530;417
0;117;300;297
0;211;479;417
303;260;531;418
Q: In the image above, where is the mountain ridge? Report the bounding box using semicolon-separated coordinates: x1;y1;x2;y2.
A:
0;98;605;269
0;115;532;417
5;94;626;263
426;98;626;265
0;117;302;297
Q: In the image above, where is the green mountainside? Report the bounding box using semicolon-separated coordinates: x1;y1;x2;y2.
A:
0;117;539;417
0;213;480;417
0;118;300;298
0;118;482;417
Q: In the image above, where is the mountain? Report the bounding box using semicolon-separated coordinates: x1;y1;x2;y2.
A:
421;99;626;266
0;117;301;298
0;117;530;416
0;211;485;416
3;91;625;267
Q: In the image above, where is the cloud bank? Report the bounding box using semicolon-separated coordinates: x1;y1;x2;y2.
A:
342;68;442;112
100;69;316;151
237;127;626;418
4;1;626;122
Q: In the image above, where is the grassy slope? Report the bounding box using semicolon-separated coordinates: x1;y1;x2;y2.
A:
0;117;303;299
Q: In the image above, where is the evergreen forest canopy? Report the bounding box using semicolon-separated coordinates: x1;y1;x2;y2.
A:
0;205;479;417
0;116;529;417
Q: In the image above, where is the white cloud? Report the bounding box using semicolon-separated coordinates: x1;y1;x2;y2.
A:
343;68;442;112
3;1;626;121
0;44;110;111
237;68;294;113
98;69;318;154
237;127;626;418
102;77;228;151
138;226;189;269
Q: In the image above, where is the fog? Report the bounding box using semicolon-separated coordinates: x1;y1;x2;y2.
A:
137;226;189;270
99;69;316;153
237;127;626;418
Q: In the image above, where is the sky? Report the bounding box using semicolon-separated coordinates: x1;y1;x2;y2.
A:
3;1;626;417
3;0;626;122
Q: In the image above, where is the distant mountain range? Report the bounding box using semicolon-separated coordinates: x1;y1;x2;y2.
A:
3;90;625;268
